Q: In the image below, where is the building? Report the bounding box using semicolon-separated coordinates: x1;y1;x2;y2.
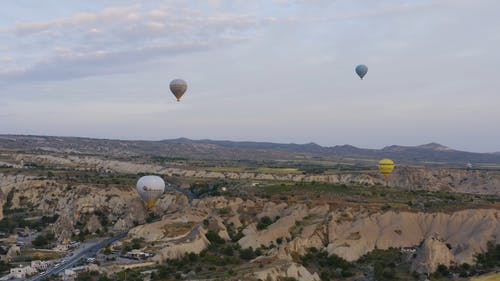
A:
110;241;122;249
61;269;77;281
96;252;116;262
69;241;80;248
54;243;69;251
401;247;417;254
15;228;29;238
31;260;50;271
125;249;152;260
60;264;99;281
10;265;37;279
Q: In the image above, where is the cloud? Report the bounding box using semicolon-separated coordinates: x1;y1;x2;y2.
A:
0;0;437;85
0;4;260;83
0;40;246;82
2;6;140;36
276;1;445;24
0;57;14;63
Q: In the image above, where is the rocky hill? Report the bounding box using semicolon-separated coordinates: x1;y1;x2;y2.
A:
1;168;500;280
1;136;500;280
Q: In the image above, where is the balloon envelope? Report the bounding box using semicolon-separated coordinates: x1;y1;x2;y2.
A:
355;64;368;79
378;159;395;179
136;175;165;208
170;79;187;101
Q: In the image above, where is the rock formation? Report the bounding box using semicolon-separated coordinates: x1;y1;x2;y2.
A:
411;234;455;274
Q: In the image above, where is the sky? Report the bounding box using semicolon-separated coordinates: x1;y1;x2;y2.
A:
0;0;499;152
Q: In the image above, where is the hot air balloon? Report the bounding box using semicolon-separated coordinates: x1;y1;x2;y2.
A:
378;159;395;181
355;64;368;80
136;175;165;208
466;162;473;170
170;79;187;101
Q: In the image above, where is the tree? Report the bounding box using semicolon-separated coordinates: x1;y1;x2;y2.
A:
239;247;256;260
257;216;273;230
32;235;49;248
103;247;112;255
205;231;225;244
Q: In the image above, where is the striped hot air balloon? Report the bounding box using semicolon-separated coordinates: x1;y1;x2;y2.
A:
170;79;187;102
378;159;395;180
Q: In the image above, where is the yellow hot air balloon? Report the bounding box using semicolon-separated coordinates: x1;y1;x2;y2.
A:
378;159;395;180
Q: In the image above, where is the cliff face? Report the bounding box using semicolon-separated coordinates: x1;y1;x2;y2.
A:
253;261;321;281
390;166;500;195
0;174;184;241
411;235;455;274
2;159;500;279
326;209;500;265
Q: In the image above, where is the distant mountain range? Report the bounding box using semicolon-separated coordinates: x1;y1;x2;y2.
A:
1;134;499;166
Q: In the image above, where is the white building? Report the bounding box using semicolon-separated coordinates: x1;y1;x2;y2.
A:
61;269;77;281
10;265;37;279
126;249;152;260
31;260;50;271
60;264;98;281
401;247;417;254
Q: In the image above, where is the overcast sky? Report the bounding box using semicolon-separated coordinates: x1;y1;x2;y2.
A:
0;0;499;152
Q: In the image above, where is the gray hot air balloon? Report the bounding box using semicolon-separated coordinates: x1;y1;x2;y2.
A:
355;64;368;80
170;79;187;102
136;175;165;208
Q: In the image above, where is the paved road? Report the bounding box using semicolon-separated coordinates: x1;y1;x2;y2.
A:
171;185;196;202
166;211;217;244
29;184;197;280
29;232;128;281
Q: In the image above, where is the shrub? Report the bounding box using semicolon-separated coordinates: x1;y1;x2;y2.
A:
257;216;273;230
239;247;256;260
205;231;225;244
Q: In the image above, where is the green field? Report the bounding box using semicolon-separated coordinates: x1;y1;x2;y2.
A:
253;167;301;174
257;182;500;212
206;166;246;173
471;273;500;281
15;249;65;261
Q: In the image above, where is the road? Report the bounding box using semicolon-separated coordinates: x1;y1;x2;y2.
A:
171;185;196;202
165;210;217;244
29;232;128;281
29;184;197;280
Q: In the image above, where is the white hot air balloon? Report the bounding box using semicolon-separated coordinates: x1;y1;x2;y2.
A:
136;175;165;208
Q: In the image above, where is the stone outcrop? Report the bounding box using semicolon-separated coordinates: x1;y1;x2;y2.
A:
239;204;309;249
85;215;103;234
50;214;75;242
0;174;149;238
327;209;500;264
5;245;20;261
411;234;455;274
152;228;210;262
253;261;320;281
